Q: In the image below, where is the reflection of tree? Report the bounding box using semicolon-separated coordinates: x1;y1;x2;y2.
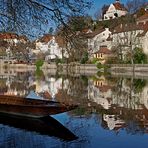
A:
35;69;45;81
66;76;88;103
54;76;89;106
133;79;146;93
0;79;8;93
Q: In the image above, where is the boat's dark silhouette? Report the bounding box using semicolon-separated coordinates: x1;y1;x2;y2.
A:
0;113;78;141
0;95;77;117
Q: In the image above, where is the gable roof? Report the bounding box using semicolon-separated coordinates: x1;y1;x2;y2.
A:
38;34;53;43
113;23;143;34
113;2;127;11
112;0;127;11
85;28;111;38
94;46;112;54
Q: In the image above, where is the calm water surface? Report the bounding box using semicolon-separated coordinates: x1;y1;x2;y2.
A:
0;69;148;148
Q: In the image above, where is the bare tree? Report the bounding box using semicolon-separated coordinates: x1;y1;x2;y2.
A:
0;0;92;37
112;23;143;64
11;41;35;62
56;16;92;63
94;7;102;20
126;0;147;14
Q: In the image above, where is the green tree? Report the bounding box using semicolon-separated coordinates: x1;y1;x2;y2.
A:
133;47;147;64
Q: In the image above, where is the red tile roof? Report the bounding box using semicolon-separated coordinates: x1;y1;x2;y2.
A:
95;46;112;55
0;32;18;39
85;28;106;38
113;23;143;34
39;34;53;43
113;1;127;11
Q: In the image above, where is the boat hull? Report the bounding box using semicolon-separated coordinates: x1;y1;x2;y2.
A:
0;95;77;118
0;104;76;118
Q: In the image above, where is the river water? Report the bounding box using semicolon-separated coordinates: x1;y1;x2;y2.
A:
0;69;148;148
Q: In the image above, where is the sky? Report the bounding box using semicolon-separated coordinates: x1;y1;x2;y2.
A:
89;0;128;17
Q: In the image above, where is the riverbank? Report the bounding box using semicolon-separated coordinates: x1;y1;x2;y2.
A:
109;64;148;79
2;62;148;77
42;62;98;76
110;64;148;73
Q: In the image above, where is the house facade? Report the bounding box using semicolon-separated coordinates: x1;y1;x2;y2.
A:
0;32;31;63
111;23;147;59
103;0;128;20
35;34;67;61
93;46;114;64
88;28;112;54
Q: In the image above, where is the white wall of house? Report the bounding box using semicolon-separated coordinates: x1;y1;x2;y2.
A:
4;38;18;45
35;36;65;60
141;32;148;54
88;28;112;54
104;4;127;20
33;77;69;99
112;29;144;56
36;41;49;53
112;29;148;56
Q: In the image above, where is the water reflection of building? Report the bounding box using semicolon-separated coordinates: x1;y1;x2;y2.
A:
0;69;31;96
103;114;125;131
112;79;148;110
88;76;113;109
33;77;69;99
88;76;148;111
87;76;148;134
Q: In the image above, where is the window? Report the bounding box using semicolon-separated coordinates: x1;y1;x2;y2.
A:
114;13;118;17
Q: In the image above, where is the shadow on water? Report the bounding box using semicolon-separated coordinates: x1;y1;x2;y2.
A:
0;113;78;141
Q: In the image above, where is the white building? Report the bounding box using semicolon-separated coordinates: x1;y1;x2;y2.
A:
103;0;128;20
35;34;67;60
88;28;112;54
136;30;148;54
112;23;148;57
